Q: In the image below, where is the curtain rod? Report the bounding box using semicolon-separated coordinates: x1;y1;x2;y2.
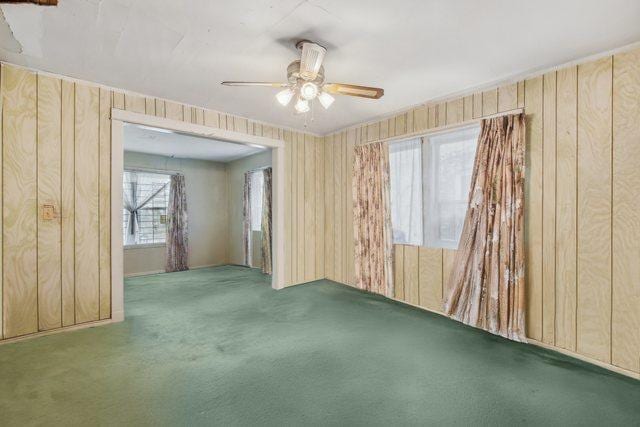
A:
363;108;524;146
124;166;182;176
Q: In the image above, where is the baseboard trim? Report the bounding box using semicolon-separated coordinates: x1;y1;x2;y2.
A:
336;282;640;381
0;318;119;346
124;263;226;278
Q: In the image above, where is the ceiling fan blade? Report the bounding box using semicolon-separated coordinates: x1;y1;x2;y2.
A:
323;83;384;99
299;41;326;81
221;81;288;88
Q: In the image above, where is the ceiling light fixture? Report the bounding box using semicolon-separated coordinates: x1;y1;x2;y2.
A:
294;97;310;114
317;91;335;109
276;88;295;106
300;82;319;100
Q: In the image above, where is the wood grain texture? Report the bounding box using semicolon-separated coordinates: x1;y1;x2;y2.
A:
345;129;355;285
144;97;155;116
611;50;640;372
524;76;544;341
98;88;111;320
403;245;419;305
436;103;446;127
0;64;2;338
154;99;166;118
427;105;437;129
472;93;482;119
37;74;62;331
498;83;518;112
577;57;612;363
296;133;305;283
414;106;427;132
446;98;463;125
418;247;442;312
124;94;145;114
304;134;315;281
112;92;124;110
284;131;292;285
74;84;100;324
482;89;498;115
315;136;325;279
60;80;75;327
2;65;38;338
290;132;299;281
555;66;578;351
463;96;473;121
165;101;183;121
333;133;343;282
324;135;335;280
542;71;557;345
394;245;404;300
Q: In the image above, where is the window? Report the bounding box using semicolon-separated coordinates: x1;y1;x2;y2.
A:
388;125;480;249
389;138;423;245
424;126;480;249
249;170;264;231
123;170;171;246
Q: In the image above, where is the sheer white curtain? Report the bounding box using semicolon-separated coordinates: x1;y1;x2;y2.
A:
389;138;423;245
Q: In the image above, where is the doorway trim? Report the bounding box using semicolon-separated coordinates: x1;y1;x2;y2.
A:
110;109;286;322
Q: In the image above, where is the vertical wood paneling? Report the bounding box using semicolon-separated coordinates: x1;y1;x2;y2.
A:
576;57;612;362
414;106;427;132
290;132;298;281
542;71;557;345
203;110;219;128
155;99;166;118
482;89;498;115
2;65;38;338
315;136;325;279
284;131;292;285
165;101;183;121
296;133;305;283
418;247;442;312
472;93;483;119
427;105;437;129
304;134;315;281
144;97;155;116
0;64;3;338
612;49;640;372
112;92;124;110
524;76;544;341
394;245;404;300
555;66;578;351
98;88;111;320
60;80;75;327
124;94;145;114
37;75;62;331
74;84;100;324
498;83;518;112
333;133;343;282
324;135;335;280
403;246;419;305
446;98;463;125
436;103;446;127
442;249;457;298
463;96;473;121
345;129;355;285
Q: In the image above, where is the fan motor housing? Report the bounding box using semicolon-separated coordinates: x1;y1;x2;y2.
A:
287;60;325;86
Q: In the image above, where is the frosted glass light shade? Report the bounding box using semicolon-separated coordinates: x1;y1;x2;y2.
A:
294;97;310;113
318;91;335;109
276;88;294;106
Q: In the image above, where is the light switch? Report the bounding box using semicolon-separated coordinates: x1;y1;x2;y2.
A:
42;204;56;220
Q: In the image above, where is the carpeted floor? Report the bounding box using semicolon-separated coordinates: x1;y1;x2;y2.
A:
0;266;639;426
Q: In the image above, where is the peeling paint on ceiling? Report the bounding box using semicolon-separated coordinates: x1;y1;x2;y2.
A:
1;0;639;134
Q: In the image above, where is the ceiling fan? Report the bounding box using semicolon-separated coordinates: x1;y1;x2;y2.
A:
222;40;384;115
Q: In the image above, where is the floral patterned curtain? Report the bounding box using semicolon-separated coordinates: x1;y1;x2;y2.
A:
352;142;394;297
261;167;273;275
444;113;526;341
165;174;189;273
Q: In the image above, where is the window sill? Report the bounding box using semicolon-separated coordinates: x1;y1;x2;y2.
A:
124;243;166;250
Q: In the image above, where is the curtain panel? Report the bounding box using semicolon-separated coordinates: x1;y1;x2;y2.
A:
352;142;394;297
261;167;273;275
165;174;189;273
444;113;526;341
123;171;168;245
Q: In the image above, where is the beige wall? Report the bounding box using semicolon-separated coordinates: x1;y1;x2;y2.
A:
226;150;272;266
0;61;321;342
323;47;640;378
123;151;229;276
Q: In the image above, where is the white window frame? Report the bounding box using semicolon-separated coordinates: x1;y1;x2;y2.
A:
122;169;172;249
388;123;480;250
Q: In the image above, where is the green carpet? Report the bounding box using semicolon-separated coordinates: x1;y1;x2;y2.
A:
0;266;638;426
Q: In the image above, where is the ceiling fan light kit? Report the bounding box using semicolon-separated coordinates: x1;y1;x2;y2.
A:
221;40;384;122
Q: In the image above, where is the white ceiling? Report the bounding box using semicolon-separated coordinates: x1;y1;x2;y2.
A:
1;1;639;134
123;124;266;162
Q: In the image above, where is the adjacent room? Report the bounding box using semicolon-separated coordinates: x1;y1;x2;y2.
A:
0;0;639;425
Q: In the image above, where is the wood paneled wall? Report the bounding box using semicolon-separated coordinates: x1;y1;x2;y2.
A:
0;62;320;341
323;48;640;376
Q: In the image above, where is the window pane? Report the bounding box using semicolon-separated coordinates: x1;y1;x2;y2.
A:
250;170;264;231
389;138;423;245
424;126;480;249
123;170;171;245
